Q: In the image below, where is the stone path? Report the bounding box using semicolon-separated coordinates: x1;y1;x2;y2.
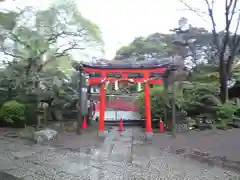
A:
0;128;239;179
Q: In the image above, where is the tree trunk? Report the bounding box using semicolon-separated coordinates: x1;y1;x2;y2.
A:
219;55;228;103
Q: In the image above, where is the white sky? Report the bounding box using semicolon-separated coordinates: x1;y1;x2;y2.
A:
1;0;239;59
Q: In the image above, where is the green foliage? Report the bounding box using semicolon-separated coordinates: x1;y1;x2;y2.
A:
179;64;221;118
43;55;73;75
115;34;171;60
114;28;212;61
138;85;188;121
216;101;237;126
234;108;240;117
137;88;164;119
0;11;17;30
0;100;25;124
35;1;102;45
138;81;221;124
138;86;165;120
24;103;38;125
188;64;219;84
0;0;103;129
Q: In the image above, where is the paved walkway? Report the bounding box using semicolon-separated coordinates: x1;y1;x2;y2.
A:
0;128;239;179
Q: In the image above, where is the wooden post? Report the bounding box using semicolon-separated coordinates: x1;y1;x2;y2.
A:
76;70;83;135
87;86;92;126
43;107;48;125
172;82;176;137
163;78;168;129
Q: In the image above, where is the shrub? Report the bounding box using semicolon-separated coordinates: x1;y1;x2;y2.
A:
216;101;237;126
0;100;25;125
15;93;38;125
137;86;187;120
137;86;166;120
25;103;38;125
235;108;240;117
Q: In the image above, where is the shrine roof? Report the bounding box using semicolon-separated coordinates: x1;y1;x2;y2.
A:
79;58;179;70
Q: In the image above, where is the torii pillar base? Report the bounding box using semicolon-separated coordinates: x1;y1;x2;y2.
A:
145;132;154;141
97;131;108;138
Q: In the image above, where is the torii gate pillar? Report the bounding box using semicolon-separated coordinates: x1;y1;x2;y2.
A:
144;72;153;139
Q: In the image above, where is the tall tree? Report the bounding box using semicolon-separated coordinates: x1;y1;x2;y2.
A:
114;34;173;61
179;0;240;103
0;1;103;130
0;1;102;68
0;1;102;92
114;27;214;67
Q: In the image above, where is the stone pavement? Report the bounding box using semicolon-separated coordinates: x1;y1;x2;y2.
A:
0;128;239;179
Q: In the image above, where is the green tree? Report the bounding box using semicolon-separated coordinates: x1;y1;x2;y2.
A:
114;34;173;60
114;28;214;63
180;0;240;103
0;0;102;91
0;1;103;128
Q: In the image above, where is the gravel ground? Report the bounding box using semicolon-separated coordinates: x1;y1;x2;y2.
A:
149;128;240;173
0;128;239;179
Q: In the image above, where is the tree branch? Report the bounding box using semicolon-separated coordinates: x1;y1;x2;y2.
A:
54;43;84;58
204;0;220;51
178;0;208;22
36;43;84;72
225;1;240;76
11;32;32;50
226;0;237;28
220;0;231;64
231;10;240;53
46;28;86;45
0;45;25;60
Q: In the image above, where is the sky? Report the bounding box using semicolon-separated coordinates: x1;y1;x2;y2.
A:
1;0;238;60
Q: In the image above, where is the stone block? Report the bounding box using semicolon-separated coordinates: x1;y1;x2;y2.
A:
97;130;108;138
34;129;58;144
145;132;153;141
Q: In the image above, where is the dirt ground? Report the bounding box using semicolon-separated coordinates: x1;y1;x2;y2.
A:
0;127;239;180
148;128;240;172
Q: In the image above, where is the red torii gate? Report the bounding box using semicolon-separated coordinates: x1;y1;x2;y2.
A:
80;63;170;137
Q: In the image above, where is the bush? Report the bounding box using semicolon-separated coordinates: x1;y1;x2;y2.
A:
234;107;240;118
137;87;166;120
137;86;186;120
181;83;221;118
216;101;237;127
25;103;38;125
15;93;39;125
0;100;25;125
